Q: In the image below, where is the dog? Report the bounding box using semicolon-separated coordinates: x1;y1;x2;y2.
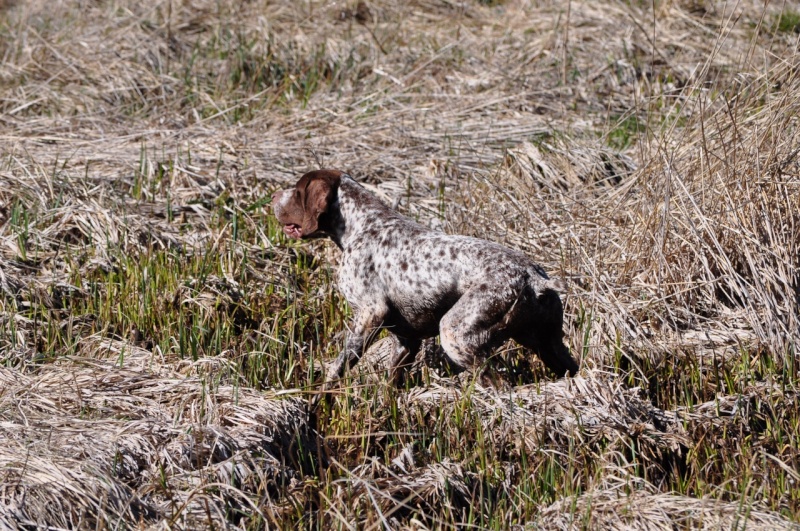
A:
272;169;578;388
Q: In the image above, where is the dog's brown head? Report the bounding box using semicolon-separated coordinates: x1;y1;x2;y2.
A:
271;169;343;239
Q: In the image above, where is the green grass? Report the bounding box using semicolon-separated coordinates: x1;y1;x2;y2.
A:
607;114;642;150
775;10;800;34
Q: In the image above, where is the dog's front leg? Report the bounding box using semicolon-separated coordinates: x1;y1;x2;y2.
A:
325;305;387;384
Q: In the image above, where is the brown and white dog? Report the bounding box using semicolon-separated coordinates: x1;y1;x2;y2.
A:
272;169;578;387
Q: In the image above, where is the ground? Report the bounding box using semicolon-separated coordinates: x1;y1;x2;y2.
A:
1;0;799;529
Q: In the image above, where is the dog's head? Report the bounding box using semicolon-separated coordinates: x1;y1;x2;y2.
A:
271;169;343;239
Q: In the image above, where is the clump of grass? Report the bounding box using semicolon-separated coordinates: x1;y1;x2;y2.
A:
775;10;800;33
607;114;642;150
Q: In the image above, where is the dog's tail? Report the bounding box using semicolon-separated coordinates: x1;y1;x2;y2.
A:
543;276;566;294
526;264;566;299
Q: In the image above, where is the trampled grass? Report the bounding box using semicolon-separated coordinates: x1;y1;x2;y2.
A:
1;0;799;529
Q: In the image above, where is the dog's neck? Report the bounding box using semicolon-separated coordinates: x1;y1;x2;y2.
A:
323;176;397;251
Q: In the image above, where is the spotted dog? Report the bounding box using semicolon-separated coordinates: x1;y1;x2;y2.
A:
272;169;579;388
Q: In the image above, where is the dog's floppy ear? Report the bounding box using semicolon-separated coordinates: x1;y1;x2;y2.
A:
300;170;341;236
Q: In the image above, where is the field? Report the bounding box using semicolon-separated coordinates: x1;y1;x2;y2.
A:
1;0;799;528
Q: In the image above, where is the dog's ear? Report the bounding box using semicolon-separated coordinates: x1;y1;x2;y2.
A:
300;170;340;236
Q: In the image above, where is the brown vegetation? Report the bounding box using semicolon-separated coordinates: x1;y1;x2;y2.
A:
1;0;799;528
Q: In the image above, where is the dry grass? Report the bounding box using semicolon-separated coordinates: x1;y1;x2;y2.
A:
1;0;799;528
538;477;800;530
1;346;313;527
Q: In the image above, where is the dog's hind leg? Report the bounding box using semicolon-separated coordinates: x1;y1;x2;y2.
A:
510;288;578;377
437;288;515;373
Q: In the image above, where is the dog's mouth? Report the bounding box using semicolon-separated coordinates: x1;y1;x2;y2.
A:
283;223;303;239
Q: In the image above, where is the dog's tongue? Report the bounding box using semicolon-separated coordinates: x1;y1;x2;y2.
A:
283;224;302;239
